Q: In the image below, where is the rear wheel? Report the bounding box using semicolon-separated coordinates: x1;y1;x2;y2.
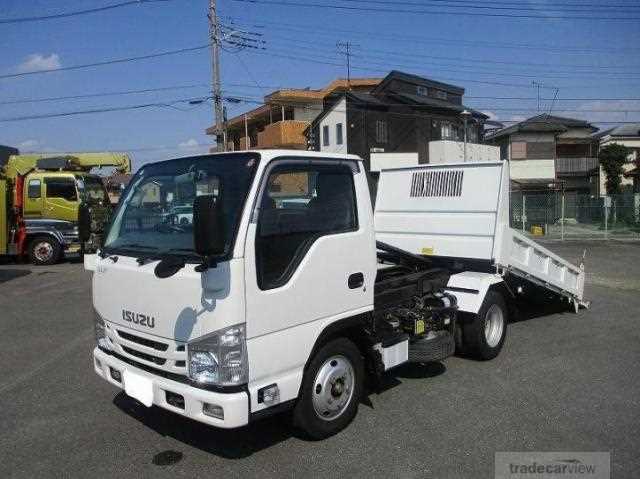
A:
461;290;508;360
293;338;364;439
29;236;61;266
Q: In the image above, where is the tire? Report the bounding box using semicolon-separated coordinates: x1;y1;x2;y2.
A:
461;290;508;360
293;337;364;440
29;236;62;266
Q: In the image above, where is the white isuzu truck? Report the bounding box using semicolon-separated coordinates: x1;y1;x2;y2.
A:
86;150;586;439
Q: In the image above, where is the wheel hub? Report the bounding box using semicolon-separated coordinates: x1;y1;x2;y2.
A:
484;304;505;348
312;355;355;421
35;242;53;262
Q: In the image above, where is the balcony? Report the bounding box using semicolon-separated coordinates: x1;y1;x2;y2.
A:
256;120;309;149
555;157;599;177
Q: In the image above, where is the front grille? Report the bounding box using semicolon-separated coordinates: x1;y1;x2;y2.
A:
117;330;168;351
122;346;167;365
108;325;187;374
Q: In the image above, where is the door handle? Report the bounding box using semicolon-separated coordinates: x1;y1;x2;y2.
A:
348;272;364;289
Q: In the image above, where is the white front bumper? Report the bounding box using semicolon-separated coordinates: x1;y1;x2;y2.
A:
93;347;249;429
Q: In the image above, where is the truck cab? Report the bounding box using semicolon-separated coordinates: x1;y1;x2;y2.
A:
21;171;111;264
90;151;378;433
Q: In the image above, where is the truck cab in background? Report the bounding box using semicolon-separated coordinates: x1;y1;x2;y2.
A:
1;152;131;265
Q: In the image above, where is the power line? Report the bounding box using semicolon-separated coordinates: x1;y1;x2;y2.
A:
231;0;640;21
227;18;640;55
2;91;637;125
256;30;640;73
223;92;640;114
0;0;177;24
225;95;640;124
0;96;212;123
259;34;640;78
341;0;640;13
240;46;637;90
0;83;209;106
220;83;640;101
0;44;210;80
5;80;640;107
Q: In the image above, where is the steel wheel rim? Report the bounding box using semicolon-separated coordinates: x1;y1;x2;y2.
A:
312;355;355;421
34;242;53;262
484;304;504;348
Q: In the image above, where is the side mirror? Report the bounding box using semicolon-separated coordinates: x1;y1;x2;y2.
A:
193;194;225;259
78;203;91;242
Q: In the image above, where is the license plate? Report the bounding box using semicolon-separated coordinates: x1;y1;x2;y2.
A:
123;370;154;407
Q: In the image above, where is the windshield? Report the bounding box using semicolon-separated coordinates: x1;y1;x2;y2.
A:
77;175;110;204
103;153;259;259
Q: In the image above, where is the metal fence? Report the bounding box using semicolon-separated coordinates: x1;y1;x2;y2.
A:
510;191;640;240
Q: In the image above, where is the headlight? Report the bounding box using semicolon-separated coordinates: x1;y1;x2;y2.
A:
94;309;112;351
188;323;248;386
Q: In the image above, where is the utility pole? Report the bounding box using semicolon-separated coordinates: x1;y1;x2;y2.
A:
208;0;225;151
337;41;357;88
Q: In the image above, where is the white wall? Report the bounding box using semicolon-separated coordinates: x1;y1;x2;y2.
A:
370;152;419;172
510;159;556;180
428;140;500;164
319;98;348;154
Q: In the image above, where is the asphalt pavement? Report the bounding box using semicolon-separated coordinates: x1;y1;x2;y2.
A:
1;241;639;478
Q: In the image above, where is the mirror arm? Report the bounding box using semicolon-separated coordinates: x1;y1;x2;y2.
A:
195;255;218;273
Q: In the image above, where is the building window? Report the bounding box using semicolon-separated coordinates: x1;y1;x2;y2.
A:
28;179;41;199
416;86;428;97
511;141;527;159
441;121;455;140
336;123;343;145
256;164;357;289
434;90;447;100
376;120;388;143
322;125;330;146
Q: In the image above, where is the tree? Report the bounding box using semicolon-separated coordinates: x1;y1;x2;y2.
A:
599;143;631;195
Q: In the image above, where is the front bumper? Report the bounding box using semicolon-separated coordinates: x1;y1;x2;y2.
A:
93;347;249;429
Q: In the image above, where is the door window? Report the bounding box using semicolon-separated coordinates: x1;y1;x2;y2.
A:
45;178;77;201
256;163;357;290
27;179;41;198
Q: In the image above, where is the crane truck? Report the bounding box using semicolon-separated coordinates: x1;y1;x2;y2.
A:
1;152;131;265
85;150;586;439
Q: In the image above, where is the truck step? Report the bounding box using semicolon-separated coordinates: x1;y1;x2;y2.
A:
408;331;455;363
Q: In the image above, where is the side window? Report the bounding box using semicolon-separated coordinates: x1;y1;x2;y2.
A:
27;179;41;199
336;123;343;145
322;125;330;147
376;120;388;143
256;164;358;290
45;178;77;201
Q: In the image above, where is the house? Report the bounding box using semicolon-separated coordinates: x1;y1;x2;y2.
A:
307;71;488;172
593;123;640;195
485;114;600;194
102;173;131;204
205;78;381;151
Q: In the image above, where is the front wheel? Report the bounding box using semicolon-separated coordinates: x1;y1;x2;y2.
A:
29;236;62;266
293;338;364;439
461;290;508;360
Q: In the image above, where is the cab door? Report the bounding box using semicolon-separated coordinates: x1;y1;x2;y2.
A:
243;158;376;409
22;176;44;219
43;176;79;222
